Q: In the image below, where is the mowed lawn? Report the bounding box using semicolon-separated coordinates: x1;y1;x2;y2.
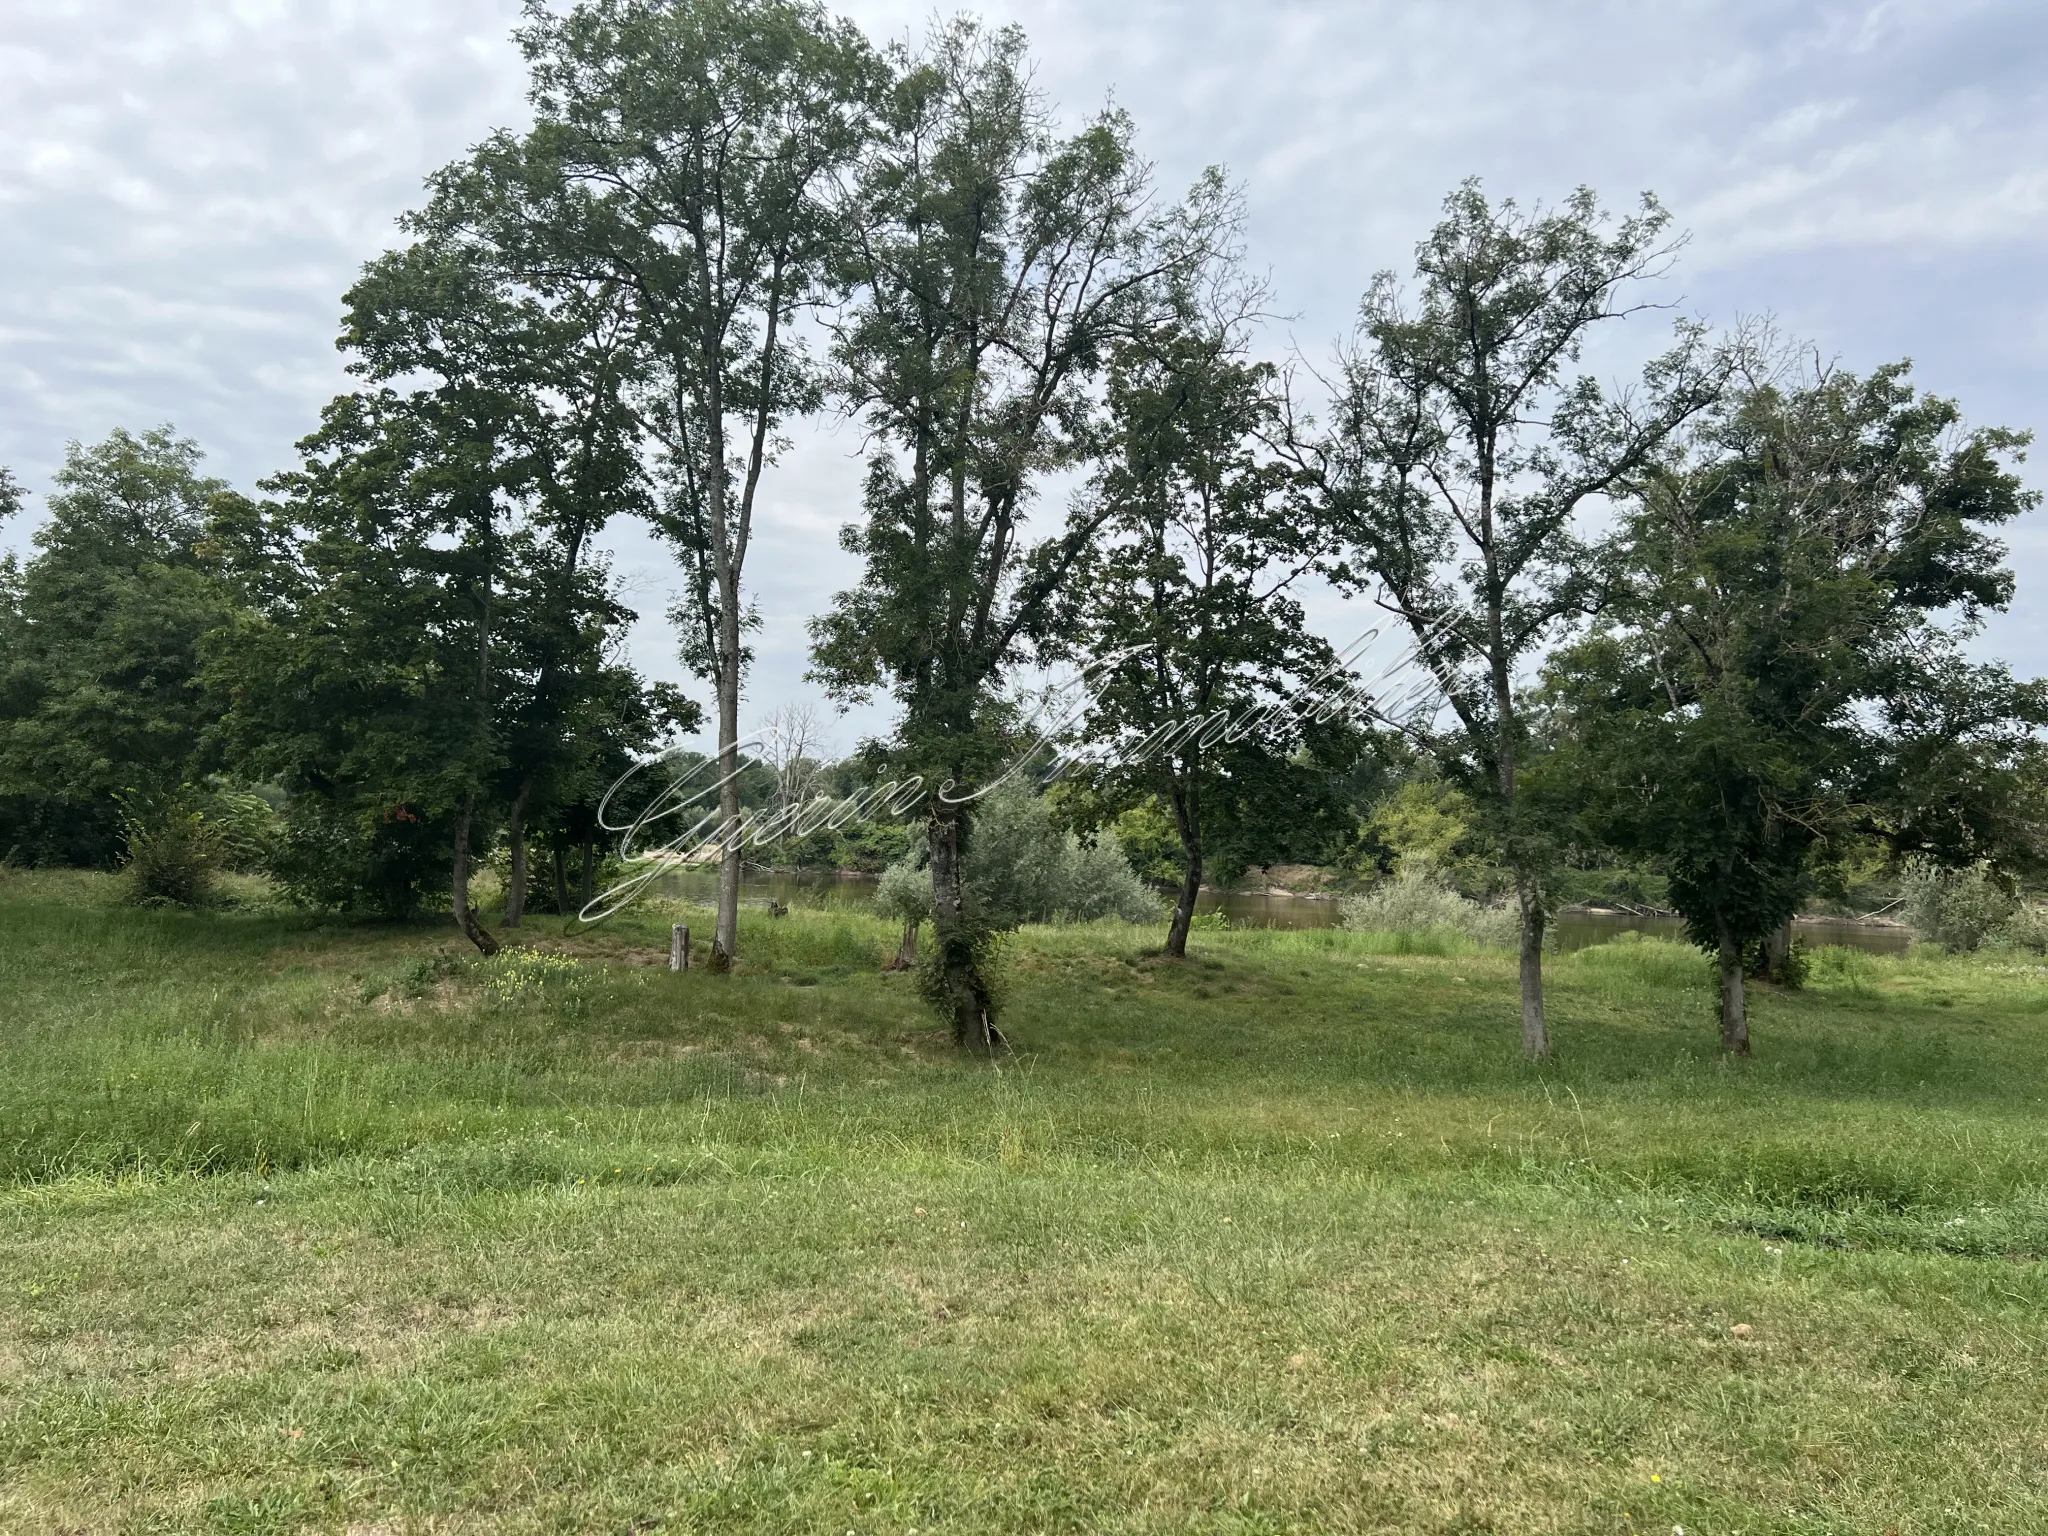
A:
4;872;2048;1534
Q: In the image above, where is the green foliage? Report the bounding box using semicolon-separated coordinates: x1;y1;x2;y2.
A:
962;782;1163;928
264;796;450;920
1903;859;2019;952
1547;863;1670;911
115;787;226;909
1745;934;1811;989
113;780;286;910
1543;361;2043;1041
871;847;934;927
1340;862;1518;947
0;428;238;867
763;813;912;875
1366;779;1469;871
1302;182;1727;1054
1105;797;1182;885
1991;901;2048;955
1356;775;1512;896
1061;271;1358;949
914;918;1010;1024
807;19;1206;1036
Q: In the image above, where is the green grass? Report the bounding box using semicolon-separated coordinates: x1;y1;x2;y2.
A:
4;870;2048;1533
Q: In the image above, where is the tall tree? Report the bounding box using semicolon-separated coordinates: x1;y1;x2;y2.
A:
1063;275;1349;957
433;0;876;970
0;430;235;867
1542;360;2044;1052
339;224;661;929
209;393;513;944
1294;181;1725;1056
809;20;1205;1046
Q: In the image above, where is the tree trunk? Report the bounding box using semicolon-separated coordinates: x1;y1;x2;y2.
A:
552;844;570;918
929;798;999;1050
1717;917;1750;1054
1166;842;1202;959
1517;879;1548;1058
888;918;919;971
710;627;743;973
452;798;500;956
503;778;533;928
1760;917;1792;984
578;834;595;911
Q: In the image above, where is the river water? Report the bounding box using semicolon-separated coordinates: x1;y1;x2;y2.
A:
654;867;1914;956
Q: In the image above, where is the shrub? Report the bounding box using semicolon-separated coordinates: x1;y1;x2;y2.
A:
873;850;934;926
1902;859;2018;953
267;795;449;918
1341;862;1519;947
1989;901;2048;956
205;784;284;873
116;787;225;908
961;782;1162;927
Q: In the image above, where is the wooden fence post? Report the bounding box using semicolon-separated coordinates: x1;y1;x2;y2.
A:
670;923;691;972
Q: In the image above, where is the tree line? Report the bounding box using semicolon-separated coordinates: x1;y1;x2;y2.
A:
2;0;2041;1057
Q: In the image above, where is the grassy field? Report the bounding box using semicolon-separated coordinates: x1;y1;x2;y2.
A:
4;870;2048;1533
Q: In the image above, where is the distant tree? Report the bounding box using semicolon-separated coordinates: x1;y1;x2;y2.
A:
0;429;236;867
1063;270;1353;957
811;20;1209;1045
1542;360;2045;1052
757;701;830;823
1293;181;1726;1056
872;831;931;969
434;0;877;969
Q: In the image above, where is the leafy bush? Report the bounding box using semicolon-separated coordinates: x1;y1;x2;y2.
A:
962;782;1162;926
873;849;934;926
267;795;449;918
1341;862;1519;947
205;784;284;873
1902;859;2018;953
1988;901;2048;956
116;787;224;908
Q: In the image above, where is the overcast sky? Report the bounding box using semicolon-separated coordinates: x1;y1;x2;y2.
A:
4;0;2044;755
